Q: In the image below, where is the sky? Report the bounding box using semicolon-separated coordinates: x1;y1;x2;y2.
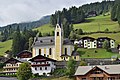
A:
0;0;103;27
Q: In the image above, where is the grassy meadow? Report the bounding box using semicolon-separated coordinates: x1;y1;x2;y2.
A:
0;40;12;56
33;24;54;35
77;48;120;58
74;15;120;32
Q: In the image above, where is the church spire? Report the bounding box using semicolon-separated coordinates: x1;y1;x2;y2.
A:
57;15;61;27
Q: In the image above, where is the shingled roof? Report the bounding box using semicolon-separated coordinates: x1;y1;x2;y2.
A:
32;36;73;47
75;65;120;76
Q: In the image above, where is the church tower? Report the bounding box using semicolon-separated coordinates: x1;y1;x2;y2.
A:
55;17;63;61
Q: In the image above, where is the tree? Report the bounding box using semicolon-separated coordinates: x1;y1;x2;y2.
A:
29;37;33;51
104;28;109;32
117;4;120;26
69;31;76;39
80;61;87;66
12;31;22;56
17;62;32;80
66;58;76;77
38;32;42;37
77;29;83;35
103;40;110;50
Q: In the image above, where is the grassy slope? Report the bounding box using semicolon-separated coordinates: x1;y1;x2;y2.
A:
0;40;12;56
77;48;120;58
74;15;120;32
33;24;54;35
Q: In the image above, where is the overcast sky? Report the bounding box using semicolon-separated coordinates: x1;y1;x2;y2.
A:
0;0;103;26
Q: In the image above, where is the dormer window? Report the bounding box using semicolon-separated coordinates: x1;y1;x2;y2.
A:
50;40;53;42
57;32;59;36
40;40;43;43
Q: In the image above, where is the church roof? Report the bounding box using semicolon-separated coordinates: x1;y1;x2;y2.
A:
33;36;55;47
32;37;73;47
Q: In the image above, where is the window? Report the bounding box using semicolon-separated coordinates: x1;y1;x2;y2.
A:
57;32;59;36
74;56;76;59
44;54;46;57
40;40;43;43
66;57;68;59
65;48;67;55
49;48;52;55
45;67;47;70
39;49;41;55
40;67;42;70
35;67;37;70
82;78;86;80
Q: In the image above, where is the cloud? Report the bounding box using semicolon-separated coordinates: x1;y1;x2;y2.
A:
0;0;102;26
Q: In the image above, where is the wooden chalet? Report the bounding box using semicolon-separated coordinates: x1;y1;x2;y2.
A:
3;58;23;75
75;65;120;80
29;55;56;76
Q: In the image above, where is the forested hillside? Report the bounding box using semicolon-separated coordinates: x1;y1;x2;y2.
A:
111;0;120;25
0;16;50;41
50;1;114;26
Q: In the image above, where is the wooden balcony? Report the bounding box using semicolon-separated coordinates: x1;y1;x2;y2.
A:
90;74;104;77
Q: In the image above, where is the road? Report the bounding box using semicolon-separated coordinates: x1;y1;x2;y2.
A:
0;77;17;80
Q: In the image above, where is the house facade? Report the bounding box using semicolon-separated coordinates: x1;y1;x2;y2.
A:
75;65;120;80
3;58;22;75
74;37;115;49
32;22;78;61
29;55;56;76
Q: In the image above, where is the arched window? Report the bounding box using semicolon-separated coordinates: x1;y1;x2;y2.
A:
57;32;59;36
65;48;67;55
39;49;41;55
49;48;52;55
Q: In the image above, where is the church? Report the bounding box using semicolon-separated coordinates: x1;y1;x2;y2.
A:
32;20;80;61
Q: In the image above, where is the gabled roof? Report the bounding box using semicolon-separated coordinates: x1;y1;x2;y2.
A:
71;51;79;56
97;37;115;41
29;55;56;62
33;36;55;47
16;50;32;57
4;58;22;64
80;36;95;41
32;37;73;47
75;65;120;76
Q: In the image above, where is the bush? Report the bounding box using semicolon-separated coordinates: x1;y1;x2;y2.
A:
80;61;87;66
52;68;66;77
17;62;32;80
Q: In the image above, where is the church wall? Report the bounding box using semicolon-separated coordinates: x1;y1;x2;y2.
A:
63;45;74;56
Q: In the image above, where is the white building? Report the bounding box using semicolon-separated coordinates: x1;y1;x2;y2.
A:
74;37;115;49
3;58;23;75
29;55;56;76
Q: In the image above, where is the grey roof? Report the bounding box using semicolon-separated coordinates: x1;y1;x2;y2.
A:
71;51;79;56
75;65;120;75
33;36;55;47
33;37;73;47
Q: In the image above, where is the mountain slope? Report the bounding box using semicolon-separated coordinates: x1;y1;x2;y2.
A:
0;15;50;31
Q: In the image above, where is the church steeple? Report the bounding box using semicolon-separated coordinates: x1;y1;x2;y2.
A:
57;15;61;26
55;16;63;61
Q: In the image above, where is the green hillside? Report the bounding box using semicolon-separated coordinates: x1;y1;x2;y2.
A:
0;40;12;56
33;24;54;35
77;48;120;58
74;15;120;32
